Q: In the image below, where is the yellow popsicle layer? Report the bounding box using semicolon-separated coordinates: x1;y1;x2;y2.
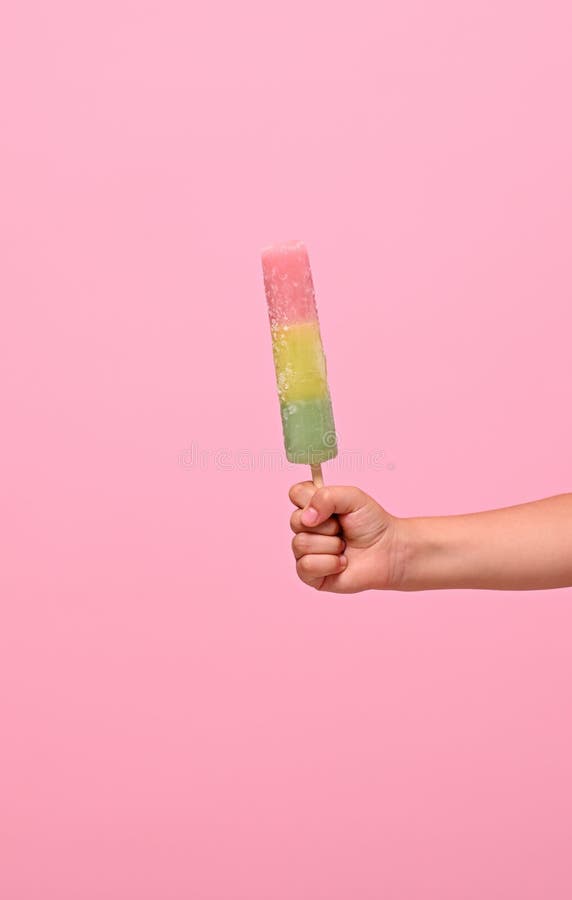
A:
271;322;329;403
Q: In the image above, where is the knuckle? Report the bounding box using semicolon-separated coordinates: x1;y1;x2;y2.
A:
291;533;305;555
297;555;314;577
295;532;310;553
289;510;301;532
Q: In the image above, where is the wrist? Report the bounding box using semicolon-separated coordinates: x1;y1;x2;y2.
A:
372;514;429;592
391;515;462;592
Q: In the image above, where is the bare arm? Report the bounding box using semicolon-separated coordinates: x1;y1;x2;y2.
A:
397;493;572;591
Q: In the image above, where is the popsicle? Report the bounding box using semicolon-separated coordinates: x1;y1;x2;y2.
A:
261;240;337;486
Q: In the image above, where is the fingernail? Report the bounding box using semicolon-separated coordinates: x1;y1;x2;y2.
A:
339;554;348;568
301;506;319;526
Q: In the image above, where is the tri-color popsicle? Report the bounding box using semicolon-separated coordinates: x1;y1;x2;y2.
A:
261;240;337;482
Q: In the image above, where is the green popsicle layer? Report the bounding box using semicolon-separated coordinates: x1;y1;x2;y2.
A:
280;395;338;464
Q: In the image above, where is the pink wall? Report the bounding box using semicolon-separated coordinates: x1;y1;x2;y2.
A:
1;1;572;897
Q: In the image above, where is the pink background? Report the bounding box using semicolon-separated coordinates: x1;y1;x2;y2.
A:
1;1;572;897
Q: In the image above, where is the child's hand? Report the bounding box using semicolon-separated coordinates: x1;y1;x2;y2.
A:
289;481;400;593
291;484;572;593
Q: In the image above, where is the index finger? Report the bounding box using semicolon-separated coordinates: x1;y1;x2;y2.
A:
289;481;318;510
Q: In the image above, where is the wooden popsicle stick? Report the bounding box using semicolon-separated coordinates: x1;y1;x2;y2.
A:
310;463;324;488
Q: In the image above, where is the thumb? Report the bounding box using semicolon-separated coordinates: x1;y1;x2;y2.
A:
301;485;369;527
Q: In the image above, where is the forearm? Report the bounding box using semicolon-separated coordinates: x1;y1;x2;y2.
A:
396;493;572;591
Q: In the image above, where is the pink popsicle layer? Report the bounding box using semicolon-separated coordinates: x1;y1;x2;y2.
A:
261;240;319;326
